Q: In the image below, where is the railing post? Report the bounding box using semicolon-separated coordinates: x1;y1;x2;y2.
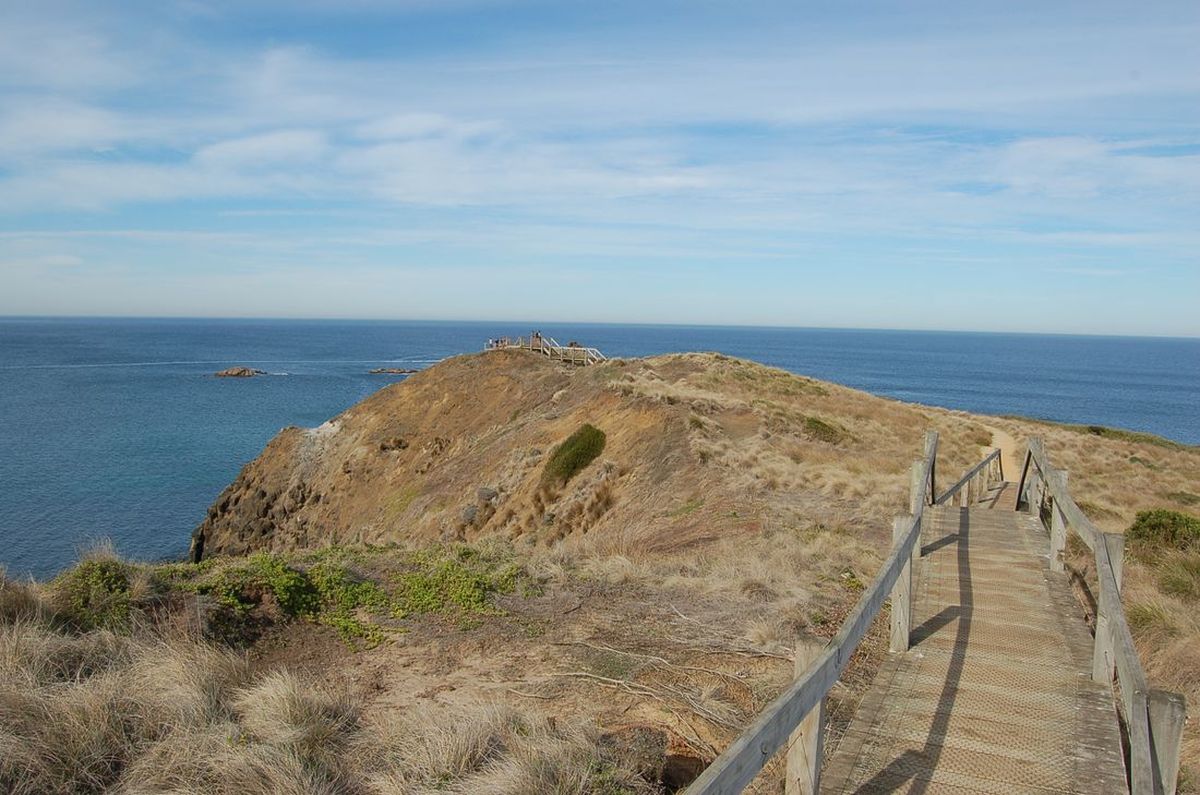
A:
1148;689;1187;795
1029;472;1043;519
1092;546;1120;686
785;640;826;795
923;430;937;501
909;460;924;516
890;516;914;652
1049;470;1068;572
1108;532;1125;591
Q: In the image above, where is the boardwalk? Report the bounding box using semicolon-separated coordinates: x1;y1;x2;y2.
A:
822;483;1127;793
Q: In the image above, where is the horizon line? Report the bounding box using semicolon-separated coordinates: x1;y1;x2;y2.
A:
1;313;1198;341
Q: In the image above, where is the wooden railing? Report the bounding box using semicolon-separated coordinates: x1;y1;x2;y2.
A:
685;430;944;795
934;447;1001;506
485;335;607;365
1018;438;1186;795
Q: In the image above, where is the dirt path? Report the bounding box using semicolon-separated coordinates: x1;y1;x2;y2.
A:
981;424;1020;478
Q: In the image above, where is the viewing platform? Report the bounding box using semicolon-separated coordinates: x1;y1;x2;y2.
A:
485;333;608;366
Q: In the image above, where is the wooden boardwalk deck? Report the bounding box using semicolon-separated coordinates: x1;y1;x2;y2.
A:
822;483;1128;794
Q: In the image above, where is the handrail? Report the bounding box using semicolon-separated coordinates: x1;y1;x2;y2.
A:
685;430;938;794
1022;438;1185;795
934;448;1000;505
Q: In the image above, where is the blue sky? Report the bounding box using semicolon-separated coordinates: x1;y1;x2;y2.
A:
1;1;1197;335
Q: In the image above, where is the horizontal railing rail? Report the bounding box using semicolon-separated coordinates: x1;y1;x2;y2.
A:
934;448;1001;506
1019;438;1186;795
685;430;940;795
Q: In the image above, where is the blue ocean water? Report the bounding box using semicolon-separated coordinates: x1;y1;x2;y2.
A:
1;318;1197;579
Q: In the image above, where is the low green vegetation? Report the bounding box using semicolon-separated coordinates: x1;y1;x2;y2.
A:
393;544;528;618
1126;509;1200;560
542;423;606;487
44;541;536;648
803;415;848;445
1125;509;1200;604
51;557;133;630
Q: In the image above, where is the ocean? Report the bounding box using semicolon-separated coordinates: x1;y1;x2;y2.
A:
1;317;1197;579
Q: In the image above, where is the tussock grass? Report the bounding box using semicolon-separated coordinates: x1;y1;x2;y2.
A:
0;560;650;795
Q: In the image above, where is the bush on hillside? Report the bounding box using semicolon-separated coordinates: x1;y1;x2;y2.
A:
1127;509;1200;560
542;424;606;487
51;558;133;630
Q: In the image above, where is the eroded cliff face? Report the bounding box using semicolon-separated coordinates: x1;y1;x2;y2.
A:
191;349;996;561
192;351;694;559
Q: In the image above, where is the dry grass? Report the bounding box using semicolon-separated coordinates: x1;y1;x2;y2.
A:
0;566;653;795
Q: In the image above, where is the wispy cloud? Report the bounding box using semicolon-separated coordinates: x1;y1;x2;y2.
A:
0;0;1197;334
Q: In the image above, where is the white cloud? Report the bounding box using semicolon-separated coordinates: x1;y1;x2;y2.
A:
0;99;127;157
194;130;329;168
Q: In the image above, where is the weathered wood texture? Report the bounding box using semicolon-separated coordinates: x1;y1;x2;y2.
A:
823;501;1128;794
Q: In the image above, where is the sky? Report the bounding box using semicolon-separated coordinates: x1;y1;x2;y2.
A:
0;1;1198;336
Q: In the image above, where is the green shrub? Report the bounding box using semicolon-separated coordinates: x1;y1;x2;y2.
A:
803;416;847;445
541;424;606;487
199;553;320;617
53;559;132;630
1126;509;1200;560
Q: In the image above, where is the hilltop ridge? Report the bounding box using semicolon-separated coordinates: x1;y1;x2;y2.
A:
191;350;993;562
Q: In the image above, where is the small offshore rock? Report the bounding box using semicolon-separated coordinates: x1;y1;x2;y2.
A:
215;366;267;378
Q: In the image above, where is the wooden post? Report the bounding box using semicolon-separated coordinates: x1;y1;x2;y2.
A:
1094;583;1118;686
909;460;924;517
1049;470;1068;572
1148;689;1187;795
1030;475;1043;519
890;516;914;652
785;640;826;795
923;430;938;501
1107;533;1125;591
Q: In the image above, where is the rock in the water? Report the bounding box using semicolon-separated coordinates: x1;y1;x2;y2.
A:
369;367;419;375
215;366;267;378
